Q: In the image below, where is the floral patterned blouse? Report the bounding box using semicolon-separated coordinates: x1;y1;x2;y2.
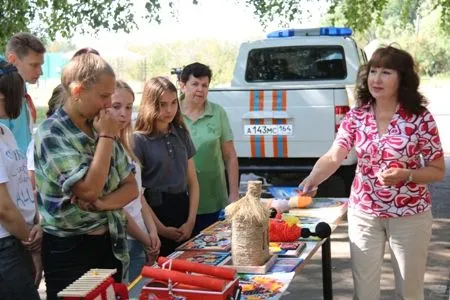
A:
334;104;443;218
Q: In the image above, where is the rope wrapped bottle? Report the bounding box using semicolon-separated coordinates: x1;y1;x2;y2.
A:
225;180;270;266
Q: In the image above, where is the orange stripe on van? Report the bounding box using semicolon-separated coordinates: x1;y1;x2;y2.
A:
258;90;266;158
281;90;288;157
272;90;279;158
249;90;256;157
271;90;289;158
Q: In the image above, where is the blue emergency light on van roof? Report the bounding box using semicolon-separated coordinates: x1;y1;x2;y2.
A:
267;27;352;38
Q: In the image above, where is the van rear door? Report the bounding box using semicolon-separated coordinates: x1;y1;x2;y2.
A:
209;86;339;159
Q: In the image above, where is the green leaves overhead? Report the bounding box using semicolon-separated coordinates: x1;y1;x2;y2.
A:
0;0;138;48
0;0;448;50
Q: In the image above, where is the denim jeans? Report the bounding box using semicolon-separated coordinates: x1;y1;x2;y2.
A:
0;236;40;300
127;238;146;283
42;232;123;300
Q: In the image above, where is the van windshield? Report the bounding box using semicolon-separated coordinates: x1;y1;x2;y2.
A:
245;46;347;82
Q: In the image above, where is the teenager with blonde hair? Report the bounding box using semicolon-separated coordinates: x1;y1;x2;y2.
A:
110;80;160;281
34;53;138;299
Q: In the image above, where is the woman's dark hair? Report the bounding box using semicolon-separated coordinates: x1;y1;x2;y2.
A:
47;84;66;117
72;47;100;58
0;61;25;119
180;62;212;83
355;45;427;115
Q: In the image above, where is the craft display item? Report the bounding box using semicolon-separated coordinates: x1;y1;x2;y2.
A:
288;198;348;218
176;232;231;252
57;269;128;300
269;241;306;257
169;251;231;266
270;257;304;273
200;221;231;235
269;218;301;242
221;254;277;275
288;195;313;208
139;257;240;300
269;207;278;218
239;272;295;299
260;198;290;213
225;180;271;266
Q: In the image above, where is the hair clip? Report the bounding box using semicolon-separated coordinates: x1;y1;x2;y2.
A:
0;64;18;76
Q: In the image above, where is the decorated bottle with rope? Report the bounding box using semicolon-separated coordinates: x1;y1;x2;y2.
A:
225;180;270;266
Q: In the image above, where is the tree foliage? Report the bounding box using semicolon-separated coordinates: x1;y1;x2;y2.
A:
1;0;449;50
326;0;450;76
0;0;138;49
114;39;238;87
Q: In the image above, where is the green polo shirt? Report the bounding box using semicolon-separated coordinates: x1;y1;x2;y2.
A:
183;101;234;214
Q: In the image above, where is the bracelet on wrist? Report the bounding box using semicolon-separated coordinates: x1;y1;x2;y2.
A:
98;135;115;141
406;170;413;183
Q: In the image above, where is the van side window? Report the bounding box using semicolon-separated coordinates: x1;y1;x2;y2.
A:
245;46;347;82
358;48;368;64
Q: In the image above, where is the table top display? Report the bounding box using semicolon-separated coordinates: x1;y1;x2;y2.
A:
127;190;348;300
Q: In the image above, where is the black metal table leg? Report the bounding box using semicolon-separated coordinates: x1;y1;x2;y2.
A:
322;237;332;300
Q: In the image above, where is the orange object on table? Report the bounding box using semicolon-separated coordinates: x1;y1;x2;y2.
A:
139;258;240;300
157;256;236;280
269;219;301;242
141;267;226;292
288;195;313;208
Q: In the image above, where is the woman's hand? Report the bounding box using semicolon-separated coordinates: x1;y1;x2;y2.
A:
145;252;158;266
161;226;183;241
144;233;160;265
228;192;239;203
93;109;120;137
71;196;97;211
148;232;161;254
378;168;409;186
177;221;194;243
298;176;318;197
21;224;42;253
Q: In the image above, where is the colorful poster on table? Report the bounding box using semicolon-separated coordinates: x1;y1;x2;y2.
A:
176;232;231;252
169;251;231;266
239;272;295;300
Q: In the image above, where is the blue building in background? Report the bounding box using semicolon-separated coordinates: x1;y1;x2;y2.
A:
1;52;68;81
41;52;69;80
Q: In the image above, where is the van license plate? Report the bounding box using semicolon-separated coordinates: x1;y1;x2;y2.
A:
244;125;293;136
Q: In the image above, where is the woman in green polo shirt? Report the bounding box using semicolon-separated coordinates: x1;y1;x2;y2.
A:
180;62;239;235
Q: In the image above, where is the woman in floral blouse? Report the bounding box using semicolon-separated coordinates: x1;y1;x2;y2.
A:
299;46;445;300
